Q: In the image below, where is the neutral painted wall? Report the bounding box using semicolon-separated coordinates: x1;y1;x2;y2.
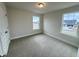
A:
7;7;43;40
44;5;79;47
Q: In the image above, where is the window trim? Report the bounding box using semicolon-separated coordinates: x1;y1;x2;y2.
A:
60;12;79;38
32;16;40;30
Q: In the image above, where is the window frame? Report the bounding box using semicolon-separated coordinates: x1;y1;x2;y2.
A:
61;12;79;37
32;16;40;30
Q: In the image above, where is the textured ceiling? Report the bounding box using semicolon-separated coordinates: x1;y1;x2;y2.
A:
5;2;79;14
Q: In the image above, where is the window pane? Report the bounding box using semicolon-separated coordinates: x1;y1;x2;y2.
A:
33;16;40;30
61;12;79;37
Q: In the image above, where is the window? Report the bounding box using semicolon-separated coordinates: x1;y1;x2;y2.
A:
61;12;79;37
32;16;40;30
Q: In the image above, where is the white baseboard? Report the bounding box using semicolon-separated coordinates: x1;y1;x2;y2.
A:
10;32;42;40
44;31;78;48
11;34;33;40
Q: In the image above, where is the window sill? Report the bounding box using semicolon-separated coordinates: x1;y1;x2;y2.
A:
33;29;40;30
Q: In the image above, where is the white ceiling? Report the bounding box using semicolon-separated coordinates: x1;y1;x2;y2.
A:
5;2;79;14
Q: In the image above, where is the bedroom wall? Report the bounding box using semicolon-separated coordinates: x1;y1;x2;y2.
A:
44;5;79;47
7;6;43;40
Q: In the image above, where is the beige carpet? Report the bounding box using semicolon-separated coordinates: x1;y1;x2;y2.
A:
7;34;78;57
